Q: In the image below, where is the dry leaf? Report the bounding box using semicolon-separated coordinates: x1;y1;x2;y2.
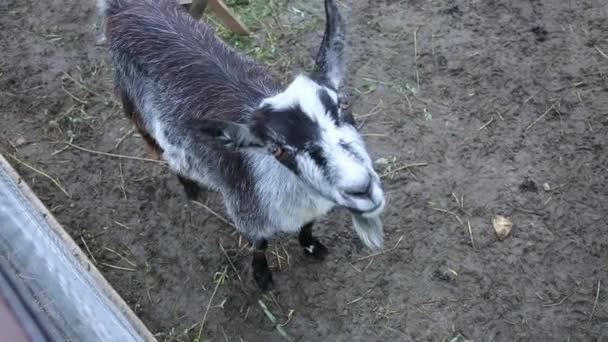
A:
492;215;513;240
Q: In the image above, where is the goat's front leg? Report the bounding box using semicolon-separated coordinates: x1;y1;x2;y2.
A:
298;222;328;260
177;175;203;200
251;239;273;291
119;91;163;160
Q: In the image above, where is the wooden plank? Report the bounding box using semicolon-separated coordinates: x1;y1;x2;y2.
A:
0;154;157;342
0;295;31;342
0;267;53;342
207;0;250;35
188;0;209;20
180;0;250;35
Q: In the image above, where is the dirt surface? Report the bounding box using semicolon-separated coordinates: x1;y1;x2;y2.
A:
1;0;607;341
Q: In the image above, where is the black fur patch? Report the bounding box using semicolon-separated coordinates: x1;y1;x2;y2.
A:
253;105;320;150
298;222;329;260
318;89;340;124
310;72;336;91
343;111;355;126
307;144;328;174
278;152;300;174
340;141;364;162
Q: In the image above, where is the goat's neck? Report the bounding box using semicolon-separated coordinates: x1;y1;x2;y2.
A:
245;152;335;231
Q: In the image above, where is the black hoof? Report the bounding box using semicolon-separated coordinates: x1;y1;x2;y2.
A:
302;239;328;260
178;175;202;200
254;267;274;292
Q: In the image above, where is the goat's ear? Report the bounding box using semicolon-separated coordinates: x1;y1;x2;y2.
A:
314;0;346;89
192;119;265;149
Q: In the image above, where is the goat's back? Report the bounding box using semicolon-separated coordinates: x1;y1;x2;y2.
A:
106;0;280;123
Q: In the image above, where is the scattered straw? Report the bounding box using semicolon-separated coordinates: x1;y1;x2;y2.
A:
114;220;132;230
413;26;420;89
196;267;228;342
350;263;363;273
279;309;295;328
380;162;428;179
494;110;505;121
594;45;608;60
280;242;290;267
64;142;166;165
62;72;104;99
352;235;404;262
431;207;463;225
258;299;291;341
113;128;136;151
61;86;88;105
100;262;137;272
192;200;235;228
590;280;601;321
526;102;558;130
354;99;384;120
452;193;464;207
543;293;572;307
7;154;71;198
118;160;127;200
478;117;494;131
467;220;476;249
361;77;396;86
219;241;244;288
102;246;137;267
274;245;282;271
347;288;373;305
80;237;97;265
403;93;413;114
385;326;407;337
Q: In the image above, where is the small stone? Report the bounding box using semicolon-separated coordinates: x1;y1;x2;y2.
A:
433;266;459;282
493;215;513;240
14;137;26;147
519;179;538;193
543;182;551;191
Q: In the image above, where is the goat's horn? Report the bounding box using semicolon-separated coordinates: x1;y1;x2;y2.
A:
314;0;346;89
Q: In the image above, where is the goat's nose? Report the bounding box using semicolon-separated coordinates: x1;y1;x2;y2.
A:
344;177;373;198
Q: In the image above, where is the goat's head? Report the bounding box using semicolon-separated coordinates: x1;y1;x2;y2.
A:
196;0;385;248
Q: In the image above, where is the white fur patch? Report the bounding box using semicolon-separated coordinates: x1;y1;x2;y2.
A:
261;75;337;123
259;74;382;215
352;213;384;250
248;152;335;235
96;0;108;14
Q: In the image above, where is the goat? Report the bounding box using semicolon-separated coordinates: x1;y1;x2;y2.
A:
98;0;386;291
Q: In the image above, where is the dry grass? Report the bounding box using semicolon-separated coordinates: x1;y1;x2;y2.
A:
376;156;428;179
195;267;229;342
590;280;601;322
7;153;71;198
258;299;292;341
526;101;559;130
63;142;167;165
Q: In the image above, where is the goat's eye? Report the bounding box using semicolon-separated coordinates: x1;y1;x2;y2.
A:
343;111;355;126
271;145;288;160
339;98;348;111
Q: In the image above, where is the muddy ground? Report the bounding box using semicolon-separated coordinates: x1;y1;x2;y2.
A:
1;0;607;341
